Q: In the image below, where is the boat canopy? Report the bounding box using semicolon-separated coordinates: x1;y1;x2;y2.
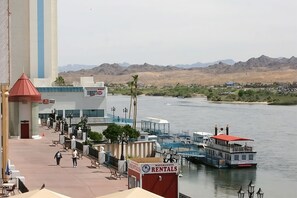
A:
141;117;169;124
141;117;170;135
193;132;213;136
211;134;253;142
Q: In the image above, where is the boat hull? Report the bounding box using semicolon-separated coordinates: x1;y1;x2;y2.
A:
186;156;257;169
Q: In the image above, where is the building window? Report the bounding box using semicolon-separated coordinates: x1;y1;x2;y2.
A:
242;155;246;160
83;109;104;117
87;90;97;96
56;110;63;120
249;154;254;160
234;155;239;160
65;110;80;118
140;136;145;140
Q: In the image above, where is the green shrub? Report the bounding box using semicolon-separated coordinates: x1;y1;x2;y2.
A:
89;131;103;141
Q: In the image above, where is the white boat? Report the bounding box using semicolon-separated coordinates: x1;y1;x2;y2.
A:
200;126;257;168
174;132;192;144
192;132;213;148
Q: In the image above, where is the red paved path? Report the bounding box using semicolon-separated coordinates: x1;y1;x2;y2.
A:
8;126;128;198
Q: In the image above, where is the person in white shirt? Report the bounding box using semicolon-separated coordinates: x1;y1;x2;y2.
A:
72;149;78;167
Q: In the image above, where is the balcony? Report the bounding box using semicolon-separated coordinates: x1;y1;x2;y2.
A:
207;143;254;153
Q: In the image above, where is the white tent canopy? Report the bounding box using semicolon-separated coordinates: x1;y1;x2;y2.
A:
97;187;164;198
11;188;71;198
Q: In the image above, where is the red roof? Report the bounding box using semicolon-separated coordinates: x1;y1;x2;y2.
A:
9;73;41;102
211;134;253;142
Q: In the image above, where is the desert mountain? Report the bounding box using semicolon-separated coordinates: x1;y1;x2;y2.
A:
58;64;97;72
175;59;235;68
59;55;297;86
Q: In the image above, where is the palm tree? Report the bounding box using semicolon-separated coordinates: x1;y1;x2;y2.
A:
127;81;133;119
54;76;65;86
132;75;138;129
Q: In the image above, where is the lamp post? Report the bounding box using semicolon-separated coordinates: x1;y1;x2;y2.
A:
53;108;56;121
61;118;65;135
238;186;245;198
256;188;264;198
237;181;264;198
120;136;127;160
111;106;116;120
247;180;255;198
123;107;128;123
67;113;73;127
163;148;178;163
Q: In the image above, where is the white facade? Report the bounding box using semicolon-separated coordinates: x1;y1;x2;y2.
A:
9;0;57;86
38;77;109;126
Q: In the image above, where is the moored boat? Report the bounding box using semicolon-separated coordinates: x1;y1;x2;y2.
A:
192;131;213;148
190;126;257;168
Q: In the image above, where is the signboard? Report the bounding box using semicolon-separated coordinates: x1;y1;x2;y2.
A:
86;87;105;97
41;99;55;104
141;163;178;174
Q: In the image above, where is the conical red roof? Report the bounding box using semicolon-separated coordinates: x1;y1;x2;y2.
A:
9;73;41;102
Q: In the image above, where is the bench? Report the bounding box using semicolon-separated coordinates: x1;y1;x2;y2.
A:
109;168;121;180
90;160;100;168
52;140;59;146
78;152;83;160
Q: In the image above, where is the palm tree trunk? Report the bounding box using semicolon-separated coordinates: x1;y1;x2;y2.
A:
133;97;137;129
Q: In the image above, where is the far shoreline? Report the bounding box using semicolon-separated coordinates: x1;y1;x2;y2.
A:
109;94;269;105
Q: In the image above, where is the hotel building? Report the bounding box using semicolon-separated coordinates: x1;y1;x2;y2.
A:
7;0;109;139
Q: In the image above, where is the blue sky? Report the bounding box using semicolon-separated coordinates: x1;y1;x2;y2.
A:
58;0;297;66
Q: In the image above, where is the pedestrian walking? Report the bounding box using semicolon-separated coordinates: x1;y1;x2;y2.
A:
72;149;78;167
54;151;62;165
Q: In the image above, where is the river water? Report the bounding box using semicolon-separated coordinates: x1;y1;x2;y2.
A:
107;95;297;198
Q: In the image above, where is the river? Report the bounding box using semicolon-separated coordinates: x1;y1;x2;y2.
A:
107;95;297;198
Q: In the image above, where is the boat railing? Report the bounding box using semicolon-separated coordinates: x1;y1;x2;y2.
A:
207;143;254;153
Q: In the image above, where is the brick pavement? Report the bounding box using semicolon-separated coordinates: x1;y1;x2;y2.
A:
8;126;128;198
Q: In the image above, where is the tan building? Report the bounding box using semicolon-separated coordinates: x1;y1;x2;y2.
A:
9;0;58;86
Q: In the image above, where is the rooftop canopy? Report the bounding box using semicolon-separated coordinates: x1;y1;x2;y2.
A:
9;73;41;102
211;134;253;142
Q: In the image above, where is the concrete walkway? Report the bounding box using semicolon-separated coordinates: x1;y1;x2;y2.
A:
8;126;128;198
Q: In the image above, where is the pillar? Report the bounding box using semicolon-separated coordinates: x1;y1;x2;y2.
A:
31;102;39;136
2;85;9;181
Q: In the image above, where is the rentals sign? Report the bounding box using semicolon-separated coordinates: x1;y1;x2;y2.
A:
141;163;178;174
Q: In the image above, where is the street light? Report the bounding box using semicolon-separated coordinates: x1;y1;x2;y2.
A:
111;106;116;120
61;118;65;135
163;148;178;163
256;188;264;198
238;186;245;198
123;107;128;123
237;181;264;198
247;180;255;198
53;108;56;121
120;136;128;160
67;113;73;127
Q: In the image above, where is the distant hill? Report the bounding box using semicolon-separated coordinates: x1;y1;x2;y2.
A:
62;63;181;76
58;64;97;72
175;59;235;68
59;59;235;72
201;55;297;73
59;55;297;86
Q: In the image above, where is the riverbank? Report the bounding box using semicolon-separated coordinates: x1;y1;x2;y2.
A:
109;84;297;105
